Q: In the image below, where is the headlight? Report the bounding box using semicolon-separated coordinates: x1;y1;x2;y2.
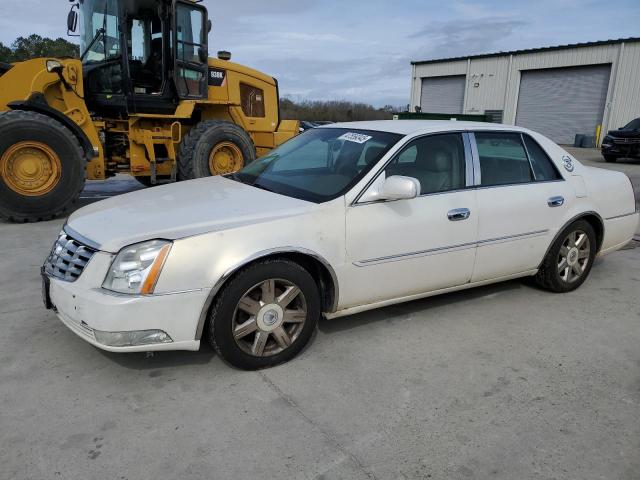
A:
103;240;172;295
46;60;63;73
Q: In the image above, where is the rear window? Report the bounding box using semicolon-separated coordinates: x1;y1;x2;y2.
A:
476;132;533;186
522;135;561;181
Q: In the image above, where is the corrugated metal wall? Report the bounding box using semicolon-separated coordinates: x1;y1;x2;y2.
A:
515;65;611;144
409;40;640;144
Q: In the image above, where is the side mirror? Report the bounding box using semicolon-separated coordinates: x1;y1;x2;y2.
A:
207;20;213;33
359;175;421;203
67;5;79;34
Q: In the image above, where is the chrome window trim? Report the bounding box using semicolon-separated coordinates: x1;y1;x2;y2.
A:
351;131;474;206
354;229;550;267
194;246;340;340
473;178;566;190
468;132;481;185
462;132;475;187
520;133;538;181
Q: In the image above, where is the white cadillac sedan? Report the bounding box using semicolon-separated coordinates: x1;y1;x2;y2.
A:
42;121;639;369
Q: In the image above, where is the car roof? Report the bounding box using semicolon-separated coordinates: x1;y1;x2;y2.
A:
320;120;530;136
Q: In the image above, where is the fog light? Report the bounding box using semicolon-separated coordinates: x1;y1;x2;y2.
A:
94;329;173;347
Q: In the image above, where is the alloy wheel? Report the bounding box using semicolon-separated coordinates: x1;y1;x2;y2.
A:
232;278;307;357
557;229;591;283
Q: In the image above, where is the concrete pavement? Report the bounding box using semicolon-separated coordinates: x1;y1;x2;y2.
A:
1;150;639;480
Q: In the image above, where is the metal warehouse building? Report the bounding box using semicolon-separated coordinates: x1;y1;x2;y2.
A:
409;38;640;145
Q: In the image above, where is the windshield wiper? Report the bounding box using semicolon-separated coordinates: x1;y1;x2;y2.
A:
80;28;105;61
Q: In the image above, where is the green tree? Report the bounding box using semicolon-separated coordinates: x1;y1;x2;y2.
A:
0;42;13;63
280;97;402;122
0;35;79;63
11;34;79;61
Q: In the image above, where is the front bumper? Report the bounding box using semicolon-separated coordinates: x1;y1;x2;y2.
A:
601;142;640;158
46;268;210;353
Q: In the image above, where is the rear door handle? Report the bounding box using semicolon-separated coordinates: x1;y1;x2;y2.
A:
548;196;565;208
448;208;471;221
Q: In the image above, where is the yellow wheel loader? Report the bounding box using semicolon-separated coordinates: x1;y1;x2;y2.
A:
0;0;298;222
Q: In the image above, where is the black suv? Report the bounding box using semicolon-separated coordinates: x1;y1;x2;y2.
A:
601;118;640;163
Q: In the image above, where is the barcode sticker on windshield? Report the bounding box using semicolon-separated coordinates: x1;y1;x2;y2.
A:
338;132;372;144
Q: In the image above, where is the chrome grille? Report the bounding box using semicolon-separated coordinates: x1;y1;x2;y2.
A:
44;232;97;282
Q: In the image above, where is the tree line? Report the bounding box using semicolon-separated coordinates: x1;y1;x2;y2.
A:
0;34;79;63
280;98;402;122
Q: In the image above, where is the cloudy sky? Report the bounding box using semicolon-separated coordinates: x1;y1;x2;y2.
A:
1;0;638;106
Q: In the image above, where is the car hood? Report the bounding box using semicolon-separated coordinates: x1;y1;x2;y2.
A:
66;177;312;252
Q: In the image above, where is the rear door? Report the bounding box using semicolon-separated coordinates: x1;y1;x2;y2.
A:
173;0;208;99
470;131;574;282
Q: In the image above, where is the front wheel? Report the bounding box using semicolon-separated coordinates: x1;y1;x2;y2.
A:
603;154;617;163
0;111;85;222
535;220;597;293
209;259;320;370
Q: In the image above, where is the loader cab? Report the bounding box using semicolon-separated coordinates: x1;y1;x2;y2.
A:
74;0;209;116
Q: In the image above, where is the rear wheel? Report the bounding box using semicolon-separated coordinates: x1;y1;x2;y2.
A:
177;120;255;180
209;259;320;370
0;111;85;222
535;220;597;293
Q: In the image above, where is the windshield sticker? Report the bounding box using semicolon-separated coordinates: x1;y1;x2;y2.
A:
338;132;373;144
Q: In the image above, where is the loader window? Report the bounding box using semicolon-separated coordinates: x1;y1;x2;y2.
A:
175;3;207;98
127;13;165;95
240;84;266;118
80;0;120;63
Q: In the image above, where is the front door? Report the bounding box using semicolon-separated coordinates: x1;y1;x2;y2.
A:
470;131;575;282
343;133;478;309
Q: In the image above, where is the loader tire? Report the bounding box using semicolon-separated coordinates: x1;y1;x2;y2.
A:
0;111;85;223
177;120;255;180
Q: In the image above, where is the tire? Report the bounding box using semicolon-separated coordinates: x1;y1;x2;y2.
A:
209;259;320;370
603;155;617;163
177;120;255;180
535;219;597;293
0;111;85;222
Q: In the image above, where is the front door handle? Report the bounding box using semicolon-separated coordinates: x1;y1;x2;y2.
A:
448;208;471;221
548;196;565;208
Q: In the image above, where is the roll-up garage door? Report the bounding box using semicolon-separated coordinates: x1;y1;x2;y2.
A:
420;75;465;114
515;64;611;144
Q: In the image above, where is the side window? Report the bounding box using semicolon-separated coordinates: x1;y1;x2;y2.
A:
475;132;533;186
240;84;266;118
522;135;562;181
385;134;466;195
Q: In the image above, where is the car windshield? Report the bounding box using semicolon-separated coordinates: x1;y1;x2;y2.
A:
231;128;403;203
622;118;640;131
79;0;120;64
